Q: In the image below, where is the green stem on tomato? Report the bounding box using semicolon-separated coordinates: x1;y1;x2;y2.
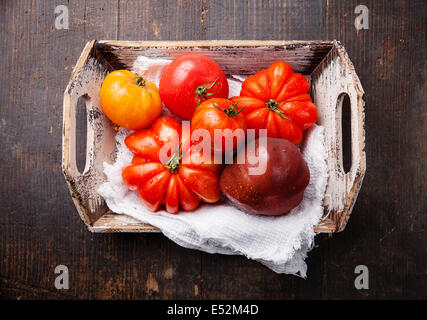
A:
213;102;245;118
166;143;183;173
135;74;146;87
266;99;291;120
195;77;221;109
135;74;152;97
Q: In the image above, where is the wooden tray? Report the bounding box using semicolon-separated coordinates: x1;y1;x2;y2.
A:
62;40;365;233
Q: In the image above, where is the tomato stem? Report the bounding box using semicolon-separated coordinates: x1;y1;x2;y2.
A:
266;99;291;120
135;74;146;87
166;143;183;173
195;77;221;109
213;102;245;118
135;74;153;97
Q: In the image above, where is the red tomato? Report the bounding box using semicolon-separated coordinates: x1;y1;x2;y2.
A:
159;54;229;120
122;117;221;214
230;61;318;145
191;98;247;153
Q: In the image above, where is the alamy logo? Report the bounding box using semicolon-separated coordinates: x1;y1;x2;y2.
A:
354;5;369;30
354;265;369;290
54;5;69;30
54;265;69;290
158;122;268;176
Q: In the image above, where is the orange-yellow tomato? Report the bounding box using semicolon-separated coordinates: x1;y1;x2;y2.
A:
100;70;162;130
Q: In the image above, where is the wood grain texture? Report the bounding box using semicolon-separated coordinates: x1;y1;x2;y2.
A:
0;0;425;299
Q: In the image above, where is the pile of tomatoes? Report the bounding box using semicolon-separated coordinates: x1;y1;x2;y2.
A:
100;54;318;214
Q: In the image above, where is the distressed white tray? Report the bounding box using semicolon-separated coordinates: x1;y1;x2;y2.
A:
62;40;365;233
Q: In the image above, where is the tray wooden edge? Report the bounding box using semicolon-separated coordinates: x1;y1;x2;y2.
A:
62;39;366;235
97;39;335;48
333;40;366;232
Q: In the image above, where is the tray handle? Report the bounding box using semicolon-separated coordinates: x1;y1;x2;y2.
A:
312;40;366;232
62;40;113;227
63;93;90;177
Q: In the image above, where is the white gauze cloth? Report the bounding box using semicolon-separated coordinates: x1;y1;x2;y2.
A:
98;56;328;277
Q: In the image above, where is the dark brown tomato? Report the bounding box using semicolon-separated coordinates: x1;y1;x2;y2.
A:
220;137;310;216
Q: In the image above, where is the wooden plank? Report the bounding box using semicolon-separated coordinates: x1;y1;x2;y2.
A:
95;40;332;74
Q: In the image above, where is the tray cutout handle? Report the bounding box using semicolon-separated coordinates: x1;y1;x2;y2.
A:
62;40;114;227
75;94;90;174
64;93;91;176
311;40;366;232
337;92;353;175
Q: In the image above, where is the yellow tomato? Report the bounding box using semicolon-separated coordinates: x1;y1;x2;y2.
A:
100;70;162;130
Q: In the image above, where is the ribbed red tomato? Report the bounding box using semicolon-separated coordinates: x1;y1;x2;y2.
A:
230;61;318;145
122;117;221;214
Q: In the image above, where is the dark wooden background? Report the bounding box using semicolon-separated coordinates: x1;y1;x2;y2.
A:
0;0;425;299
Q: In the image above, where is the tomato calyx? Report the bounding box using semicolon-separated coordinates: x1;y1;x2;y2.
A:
135;74;146;87
135;74;153;97
266;99;291;120
166;144;183;173
195;77;221;109
213;102;245;118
